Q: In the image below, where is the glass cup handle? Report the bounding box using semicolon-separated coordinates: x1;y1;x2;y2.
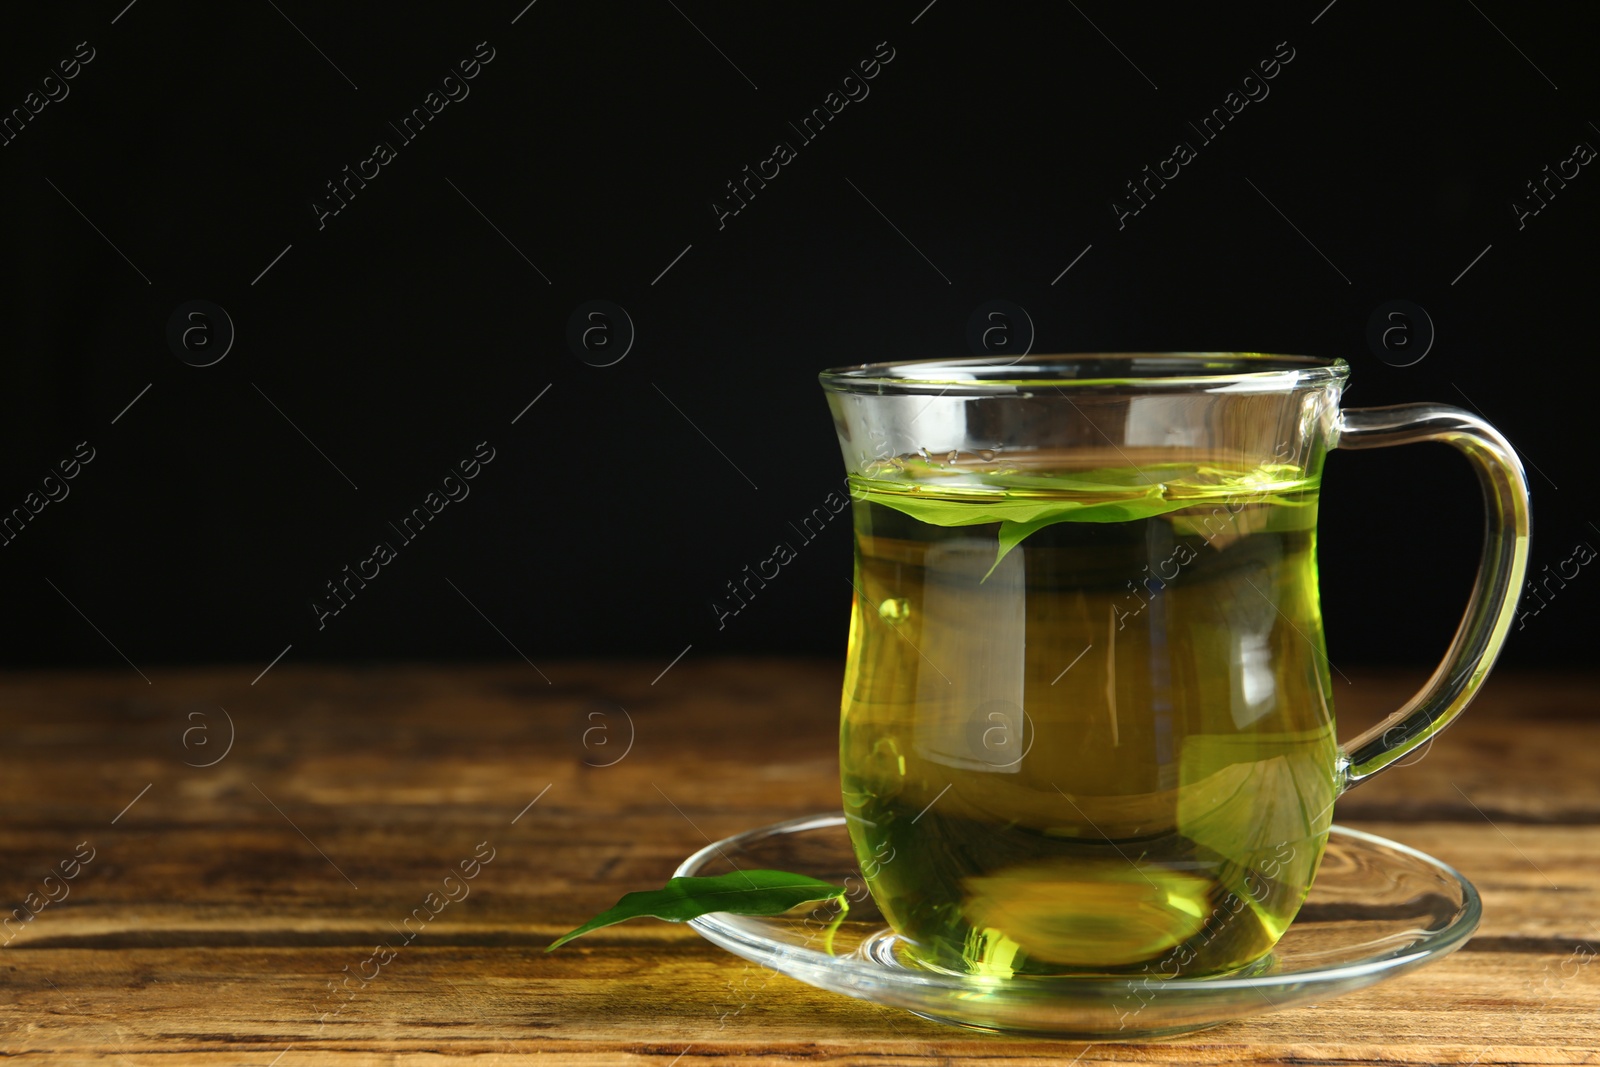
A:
1331;403;1532;790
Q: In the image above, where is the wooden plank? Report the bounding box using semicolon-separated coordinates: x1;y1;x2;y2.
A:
3;944;1597;1063
0;663;1595;1063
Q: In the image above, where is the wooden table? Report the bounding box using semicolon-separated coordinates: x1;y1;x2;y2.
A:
1;661;1595;1064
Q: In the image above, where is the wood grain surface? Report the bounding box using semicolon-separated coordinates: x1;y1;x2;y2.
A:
0;660;1594;1064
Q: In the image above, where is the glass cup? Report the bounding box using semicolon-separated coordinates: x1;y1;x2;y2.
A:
820;353;1529;979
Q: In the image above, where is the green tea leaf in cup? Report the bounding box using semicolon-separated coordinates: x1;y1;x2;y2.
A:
850;462;1315;578
859;486;1197;578
546;869;848;950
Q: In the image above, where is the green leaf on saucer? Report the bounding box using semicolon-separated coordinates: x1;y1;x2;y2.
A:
546;870;848;951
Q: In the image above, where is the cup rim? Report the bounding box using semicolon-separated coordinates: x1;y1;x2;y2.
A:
819;352;1350;395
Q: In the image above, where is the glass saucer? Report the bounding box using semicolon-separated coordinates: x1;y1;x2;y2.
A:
674;813;1480;1040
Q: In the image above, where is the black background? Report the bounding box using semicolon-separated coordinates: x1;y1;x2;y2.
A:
0;1;1593;678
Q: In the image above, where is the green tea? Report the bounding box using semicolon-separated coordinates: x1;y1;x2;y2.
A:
839;452;1340;978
